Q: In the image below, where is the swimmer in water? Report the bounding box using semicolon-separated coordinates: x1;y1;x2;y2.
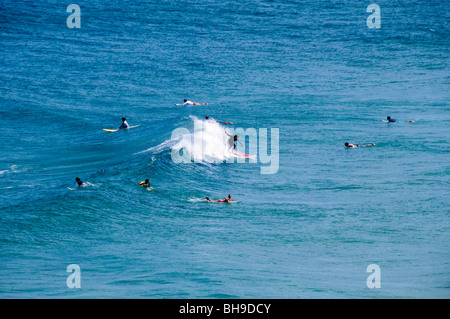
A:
387;116;414;123
205;194;232;202
205;115;233;125
139;179;150;188
75;177;85;187
345;142;376;148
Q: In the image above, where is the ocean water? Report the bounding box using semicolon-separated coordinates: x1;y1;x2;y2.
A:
0;0;449;298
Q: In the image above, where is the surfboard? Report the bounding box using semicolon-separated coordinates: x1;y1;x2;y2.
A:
175;103;208;106
139;182;154;190
103;125;140;132
383;120;408;123
233;152;255;158
67;187;76;191
207;200;239;203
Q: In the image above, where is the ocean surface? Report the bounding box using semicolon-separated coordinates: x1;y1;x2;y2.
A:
0;0;449;298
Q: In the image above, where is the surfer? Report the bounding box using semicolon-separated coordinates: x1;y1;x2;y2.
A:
182;99;207;106
205;194;232;203
225;132;243;150
103;119;139;132
206;115;233;125
118;117;129;130
387;116;414;123
75;177;85;187
345;142;375;148
139;179;151;188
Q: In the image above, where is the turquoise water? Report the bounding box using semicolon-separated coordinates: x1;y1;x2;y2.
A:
0;0;449;298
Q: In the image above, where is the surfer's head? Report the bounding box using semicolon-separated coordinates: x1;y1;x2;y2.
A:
75;177;81;182
122;117;126;121
387;116;391;120
205;115;209;119
344;142;349;147
145;179;149;183
228;194;232;199
184;99;187;102
234;135;239;141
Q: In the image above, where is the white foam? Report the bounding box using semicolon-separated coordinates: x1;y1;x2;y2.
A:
171;116;234;163
134;136;181;155
0;165;19;176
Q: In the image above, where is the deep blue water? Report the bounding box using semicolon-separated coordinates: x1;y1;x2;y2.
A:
0;0;449;298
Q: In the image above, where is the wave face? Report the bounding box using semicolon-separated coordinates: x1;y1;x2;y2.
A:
171;116;235;164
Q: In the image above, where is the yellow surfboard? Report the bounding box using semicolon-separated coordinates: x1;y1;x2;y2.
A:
139;181;154;190
103;125;140;132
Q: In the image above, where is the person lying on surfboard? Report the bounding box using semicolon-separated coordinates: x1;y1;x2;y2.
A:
387;116;413;123
345;142;375;148
118;117;129;130
225;132;243;150
205;194;232;203
182;99;208;106
206;115;232;125
75;177;85;187
139;179;150;188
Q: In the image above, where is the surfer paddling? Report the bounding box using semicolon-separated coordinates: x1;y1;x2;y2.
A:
205;194;232;203
387;116;414;123
345;142;375;148
181;99;208;106
139;179;150;188
206;115;233;125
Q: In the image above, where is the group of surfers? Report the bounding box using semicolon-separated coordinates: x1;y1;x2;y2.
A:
345;115;413;148
75;99;415;203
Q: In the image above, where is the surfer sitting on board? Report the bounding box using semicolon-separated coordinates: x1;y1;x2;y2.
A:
118;117;129;130
387;116;414;123
182;99;208;106
225;132;243;150
206;115;233;125
75;177;85;187
345;142;375;148
205;194;232;203
139;179;150;188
